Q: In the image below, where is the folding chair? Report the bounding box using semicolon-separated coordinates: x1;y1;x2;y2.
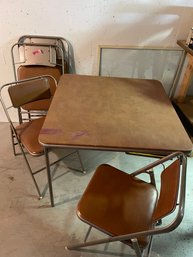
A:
66;152;187;257
0;76;85;205
11;35;71;123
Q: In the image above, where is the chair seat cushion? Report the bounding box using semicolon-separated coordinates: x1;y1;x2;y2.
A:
16;117;45;156
77;164;158;248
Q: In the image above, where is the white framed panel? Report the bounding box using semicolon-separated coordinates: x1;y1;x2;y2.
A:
98;46;183;96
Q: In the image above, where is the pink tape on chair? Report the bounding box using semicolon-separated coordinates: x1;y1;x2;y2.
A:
32;49;43;55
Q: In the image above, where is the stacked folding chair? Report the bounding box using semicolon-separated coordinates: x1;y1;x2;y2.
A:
11;35;72;122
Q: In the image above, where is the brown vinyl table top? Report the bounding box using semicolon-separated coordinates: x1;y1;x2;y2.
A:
39;74;192;155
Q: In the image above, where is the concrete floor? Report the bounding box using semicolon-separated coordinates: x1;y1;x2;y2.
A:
0;121;193;257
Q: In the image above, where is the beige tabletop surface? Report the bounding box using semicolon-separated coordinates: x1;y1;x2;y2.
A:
39;74;193;155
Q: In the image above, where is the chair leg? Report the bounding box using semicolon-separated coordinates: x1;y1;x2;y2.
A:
146;236;153;257
10;126;17;156
149;169;156;187
131;239;143;257
84;226;110;252
43;148;86;207
84;226;92;242
44;147;55;207
76;150;86;174
18;141;42;199
18;107;22;124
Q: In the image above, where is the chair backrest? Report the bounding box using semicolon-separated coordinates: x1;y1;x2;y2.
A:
8;76;52;108
11;35;70;81
0;76;54;124
131;151;186;231
17;65;61;95
152;159;181;222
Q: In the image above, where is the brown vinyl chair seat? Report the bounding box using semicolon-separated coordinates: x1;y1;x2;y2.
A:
16;116;45;156
77;164;157;249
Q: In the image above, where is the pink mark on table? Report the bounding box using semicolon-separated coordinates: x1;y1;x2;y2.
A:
71;130;89;140
40;128;63;135
32;49;43;55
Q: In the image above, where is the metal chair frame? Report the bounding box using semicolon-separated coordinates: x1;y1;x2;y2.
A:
66;152;187;257
0;76;85;206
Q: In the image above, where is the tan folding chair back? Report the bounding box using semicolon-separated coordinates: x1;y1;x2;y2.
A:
8;77;51;108
17;65;61;95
